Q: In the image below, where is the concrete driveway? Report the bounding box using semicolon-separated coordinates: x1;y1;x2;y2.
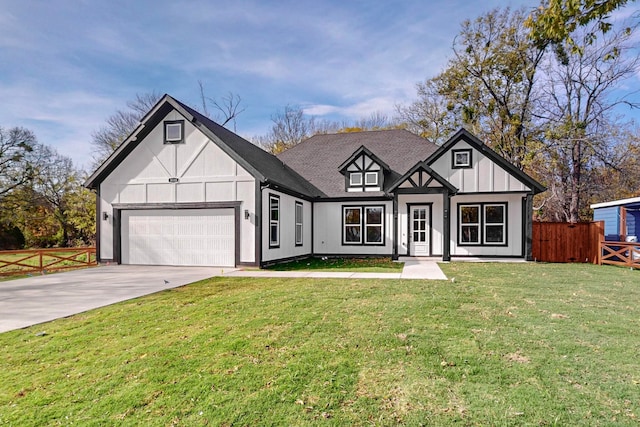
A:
0;265;224;333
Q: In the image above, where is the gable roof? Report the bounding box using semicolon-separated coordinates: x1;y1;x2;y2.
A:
84;95;323;198
338;145;391;173
387;161;458;193
277;129;438;198
426;128;546;195
591;196;640;209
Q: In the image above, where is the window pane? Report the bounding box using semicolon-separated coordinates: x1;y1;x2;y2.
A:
350;173;362;186
485;205;504;223
420;232;426;241
461;225;479;243
295;203;302;222
413;210;419;219
345;226;361;242
485;225;504;243
365;207;382;225
365;172;378;185
345;208;360;224
461;206;479;224
271;208;278;221
366;225;382;243
420;209;426;219
166;123;182;140
413;231;419;241
295;224;303;243
270;224;278;244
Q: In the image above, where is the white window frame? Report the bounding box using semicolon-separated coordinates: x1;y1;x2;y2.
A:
295;201;303;246
365;171;378;186
483;204;506;244
459;204;481;244
364;206;383;244
269;195;280;248
452;149;472;168
164;121;184;144
343;207;363;244
350;172;363;186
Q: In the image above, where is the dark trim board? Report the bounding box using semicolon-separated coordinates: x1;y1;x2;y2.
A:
112;203;241;267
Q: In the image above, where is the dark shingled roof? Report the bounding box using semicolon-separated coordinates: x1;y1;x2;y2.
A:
277;129;438;198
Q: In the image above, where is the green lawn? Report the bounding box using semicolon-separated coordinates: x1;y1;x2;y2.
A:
1;263;638;425
267;256;403;272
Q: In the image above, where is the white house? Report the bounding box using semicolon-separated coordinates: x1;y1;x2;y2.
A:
85;94;545;267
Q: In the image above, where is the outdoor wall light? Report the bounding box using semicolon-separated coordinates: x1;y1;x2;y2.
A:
103;212;109;221
244;209;250;220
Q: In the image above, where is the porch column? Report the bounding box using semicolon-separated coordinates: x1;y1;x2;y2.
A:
443;192;451;261
524;194;534;261
392;195;399;260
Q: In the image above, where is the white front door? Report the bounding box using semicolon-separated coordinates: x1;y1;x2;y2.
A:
410;206;430;256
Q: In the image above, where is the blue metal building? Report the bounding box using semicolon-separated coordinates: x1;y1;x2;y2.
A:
591;197;640;242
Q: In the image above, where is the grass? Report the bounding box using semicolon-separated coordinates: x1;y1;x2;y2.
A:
267;256;403;272
0;263;639;425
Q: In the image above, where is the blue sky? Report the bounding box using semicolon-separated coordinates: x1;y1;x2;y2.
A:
0;0;637;171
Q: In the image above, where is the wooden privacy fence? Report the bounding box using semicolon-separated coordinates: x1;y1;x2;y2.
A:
0;247;97;277
600;241;640;269
532;221;604;264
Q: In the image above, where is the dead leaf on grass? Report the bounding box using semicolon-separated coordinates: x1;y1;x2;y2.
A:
504;351;530;364
551;313;569;319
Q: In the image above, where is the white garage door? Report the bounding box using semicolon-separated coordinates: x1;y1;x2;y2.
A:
121;209;235;267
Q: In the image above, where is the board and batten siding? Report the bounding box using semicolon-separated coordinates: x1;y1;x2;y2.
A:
430;140;531;193
261;189;312;262
313;201;393;256
99;109;256;263
450;193;524;257
397;194;444;256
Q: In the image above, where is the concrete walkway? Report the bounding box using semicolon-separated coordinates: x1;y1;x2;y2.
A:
224;258;447;280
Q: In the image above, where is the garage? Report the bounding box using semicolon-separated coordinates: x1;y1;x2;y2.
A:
121;208;236;267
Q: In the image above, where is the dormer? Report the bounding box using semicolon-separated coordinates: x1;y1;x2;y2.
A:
339;146;390;192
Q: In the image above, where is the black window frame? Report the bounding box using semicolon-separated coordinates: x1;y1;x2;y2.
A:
457;202;508;247
452;149;472;169
342;205;385;246
164;120;185;144
269;194;280;248
294;201;303;246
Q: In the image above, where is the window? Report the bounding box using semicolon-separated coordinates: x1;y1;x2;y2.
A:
452;149;472;168
269;195;279;248
344;207;362;244
295;202;303;246
364;206;383;244
350;172;362;186
458;203;507;246
484;204;505;244
460;205;480;244
365;172;378;186
343;205;385;245
164;120;184;144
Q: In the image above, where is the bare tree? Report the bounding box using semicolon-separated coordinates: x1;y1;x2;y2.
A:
198;81;246;132
0;126;36;199
91;92;162;167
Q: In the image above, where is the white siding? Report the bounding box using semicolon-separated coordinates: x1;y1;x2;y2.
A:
430;140;530;193
397;194;444;256
450;193;524;257
261;189;312;262
313;201;393;256
98;109;256;264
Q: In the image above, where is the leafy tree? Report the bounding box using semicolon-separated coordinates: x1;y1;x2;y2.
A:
526;0;634;50
434;8;547;168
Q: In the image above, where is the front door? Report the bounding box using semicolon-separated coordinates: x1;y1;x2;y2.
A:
410;206;430;256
